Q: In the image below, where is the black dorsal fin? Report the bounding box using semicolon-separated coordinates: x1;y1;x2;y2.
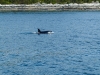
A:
38;29;41;32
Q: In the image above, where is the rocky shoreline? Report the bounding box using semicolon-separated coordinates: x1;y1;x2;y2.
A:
0;3;100;11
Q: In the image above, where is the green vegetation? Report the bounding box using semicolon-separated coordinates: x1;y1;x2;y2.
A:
0;0;99;4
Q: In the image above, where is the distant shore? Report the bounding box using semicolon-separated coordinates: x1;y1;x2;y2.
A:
0;3;100;11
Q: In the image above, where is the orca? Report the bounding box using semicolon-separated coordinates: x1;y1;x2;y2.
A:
38;29;52;34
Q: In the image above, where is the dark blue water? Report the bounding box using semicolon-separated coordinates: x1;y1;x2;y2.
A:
0;11;100;75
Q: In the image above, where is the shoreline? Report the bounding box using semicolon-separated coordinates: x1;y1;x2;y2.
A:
0;3;100;12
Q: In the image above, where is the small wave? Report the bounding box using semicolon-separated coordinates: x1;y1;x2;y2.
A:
48;32;54;34
20;32;34;35
20;32;54;35
32;32;38;34
32;32;54;34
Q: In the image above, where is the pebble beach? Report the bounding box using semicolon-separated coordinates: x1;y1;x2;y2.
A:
0;2;100;11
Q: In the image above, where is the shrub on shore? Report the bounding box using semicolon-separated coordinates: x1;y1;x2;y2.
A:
0;0;99;4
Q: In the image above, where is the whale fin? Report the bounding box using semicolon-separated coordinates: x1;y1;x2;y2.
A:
38;29;41;33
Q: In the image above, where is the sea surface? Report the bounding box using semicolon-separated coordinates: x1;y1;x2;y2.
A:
0;11;100;75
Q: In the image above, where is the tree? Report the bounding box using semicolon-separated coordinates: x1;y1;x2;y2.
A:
0;0;99;4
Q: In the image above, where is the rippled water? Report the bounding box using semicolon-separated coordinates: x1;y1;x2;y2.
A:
0;11;100;75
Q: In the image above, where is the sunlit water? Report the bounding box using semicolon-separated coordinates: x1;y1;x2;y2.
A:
0;11;100;75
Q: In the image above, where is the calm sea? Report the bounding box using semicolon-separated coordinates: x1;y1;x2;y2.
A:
0;11;100;75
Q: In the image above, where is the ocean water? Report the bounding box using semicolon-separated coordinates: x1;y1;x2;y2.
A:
0;11;100;75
